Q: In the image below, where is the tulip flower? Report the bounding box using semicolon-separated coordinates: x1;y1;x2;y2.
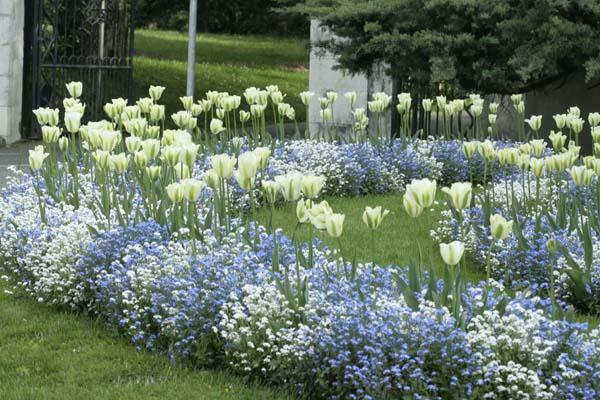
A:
301;175;326;199
109;153;128;174
405;178;436;208
64;111;82;133
211;154;236;179
148;85;165;101
439;241;465;266
344;91;357;107
308;200;333;230
442;182;472;210
548;130;566;152
253;147;271;169
239;110;251;123
553;114;567;130
275;173;303;202
325;213;345;238
568;166;594;186
529;139;546;158
41;126;62;143
568;106;581;117
462;141;478;159
403;193;423;218
210;118;226;135
296;198;311;224
28;147;49;171
166;183;184;203
490;214;513;241
261;180;280;205
179;96;194;111
588;112;600;127
525;115;542;132
65;81;83;98
58;136;69;154
530;158;546;178
362;206;390;230
299;91;314;106
180;179;205;202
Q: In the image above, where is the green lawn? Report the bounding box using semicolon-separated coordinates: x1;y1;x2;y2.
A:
133;30;309;121
258;193;485;282
0;282;292;400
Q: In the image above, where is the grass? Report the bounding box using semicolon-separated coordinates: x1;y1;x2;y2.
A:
258;192;600;328
0;281;293;400
133;30;309;121
257;192;485;282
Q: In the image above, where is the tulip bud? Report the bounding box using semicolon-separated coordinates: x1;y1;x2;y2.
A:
253;147;271;170
462;141;478;159
141;139;161;160
202;169;219;189
422;98;433;112
525;115;542;132
149;104;165;122
530;158;546;178
125;136;142;153
92;149;111;170
239;110;251;123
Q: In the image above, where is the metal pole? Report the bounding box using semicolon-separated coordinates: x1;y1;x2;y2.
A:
186;0;198;97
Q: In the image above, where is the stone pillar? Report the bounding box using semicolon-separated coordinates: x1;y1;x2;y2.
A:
308;20;393;135
0;0;24;146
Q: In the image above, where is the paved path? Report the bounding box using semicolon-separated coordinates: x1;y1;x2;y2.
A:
0;141;40;187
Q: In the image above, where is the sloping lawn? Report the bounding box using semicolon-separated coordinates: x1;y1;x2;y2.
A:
133;30;309;120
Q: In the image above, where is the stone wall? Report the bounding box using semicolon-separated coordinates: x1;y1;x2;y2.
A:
0;0;24;146
308;20;393;136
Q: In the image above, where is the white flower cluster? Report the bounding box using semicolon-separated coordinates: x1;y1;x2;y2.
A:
467;303;561;399
217;283;315;378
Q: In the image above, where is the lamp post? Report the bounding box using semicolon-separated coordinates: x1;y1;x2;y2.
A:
186;0;198;97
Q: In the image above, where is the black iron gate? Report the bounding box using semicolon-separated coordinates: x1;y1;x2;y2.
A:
22;0;136;139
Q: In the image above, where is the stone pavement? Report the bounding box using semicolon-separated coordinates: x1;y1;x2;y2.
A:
0;141;40;187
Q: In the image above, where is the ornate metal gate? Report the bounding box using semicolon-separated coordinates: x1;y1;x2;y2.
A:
22;0;136;139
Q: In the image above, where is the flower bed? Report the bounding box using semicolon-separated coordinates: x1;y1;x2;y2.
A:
4;84;600;398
